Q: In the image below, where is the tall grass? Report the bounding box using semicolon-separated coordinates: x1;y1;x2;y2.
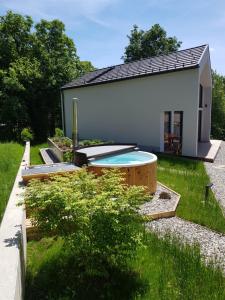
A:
131;233;225;300
158;154;225;233
25;233;225;300
0;143;23;222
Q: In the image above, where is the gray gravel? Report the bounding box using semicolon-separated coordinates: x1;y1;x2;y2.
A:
205;141;225;214
146;217;225;274
139;183;179;216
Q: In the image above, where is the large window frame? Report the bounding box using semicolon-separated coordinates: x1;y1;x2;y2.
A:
162;111;183;154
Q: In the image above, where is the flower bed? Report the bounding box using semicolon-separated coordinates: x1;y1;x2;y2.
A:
48;137;111;162
47;137;72;162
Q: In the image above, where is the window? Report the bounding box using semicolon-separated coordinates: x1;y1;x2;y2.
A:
199;84;203;108
164;112;171;151
174;111;183;140
163;111;183;154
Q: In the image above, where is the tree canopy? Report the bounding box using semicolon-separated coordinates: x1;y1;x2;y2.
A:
211;71;225;140
0;11;94;141
123;24;182;62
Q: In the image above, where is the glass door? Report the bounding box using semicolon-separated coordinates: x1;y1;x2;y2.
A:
173;111;183;154
164;111;171;151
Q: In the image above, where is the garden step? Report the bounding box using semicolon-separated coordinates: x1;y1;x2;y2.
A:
40;148;59;164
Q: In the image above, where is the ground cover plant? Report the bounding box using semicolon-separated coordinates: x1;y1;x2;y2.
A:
0;143;23;222
157;154;225;233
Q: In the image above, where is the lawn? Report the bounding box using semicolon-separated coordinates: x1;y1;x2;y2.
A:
29;146;225;233
26;148;225;299
25;233;225;300
157;154;225;233
30;143;47;165
0;143;24;222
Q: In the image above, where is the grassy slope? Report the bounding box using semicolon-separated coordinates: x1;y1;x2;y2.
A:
157;154;225;233
30;143;47;165
26;234;225;300
0;143;23;222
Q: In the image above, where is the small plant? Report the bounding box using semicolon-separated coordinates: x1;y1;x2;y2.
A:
63;151;73;162
54;128;64;138
21;128;34;142
159;191;171;199
79;139;103;146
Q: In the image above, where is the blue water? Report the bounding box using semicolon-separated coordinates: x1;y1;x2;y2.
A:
90;151;155;166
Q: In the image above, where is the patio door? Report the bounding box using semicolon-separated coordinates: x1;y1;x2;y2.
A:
163;111;183;154
164;111;171;151
174;111;183;152
198;110;202;141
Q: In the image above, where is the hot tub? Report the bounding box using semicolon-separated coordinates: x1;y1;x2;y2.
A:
88;151;157;194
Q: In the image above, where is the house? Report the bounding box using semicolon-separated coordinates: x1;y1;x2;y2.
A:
61;44;212;158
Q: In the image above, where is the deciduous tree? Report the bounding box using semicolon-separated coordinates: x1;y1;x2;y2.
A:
123;24;182;62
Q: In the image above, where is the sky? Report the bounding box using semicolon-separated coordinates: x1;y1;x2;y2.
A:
0;0;225;74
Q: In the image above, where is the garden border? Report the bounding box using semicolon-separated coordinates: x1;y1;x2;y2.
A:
0;142;30;300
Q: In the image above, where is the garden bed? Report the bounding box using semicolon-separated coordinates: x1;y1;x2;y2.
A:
47;137;72;162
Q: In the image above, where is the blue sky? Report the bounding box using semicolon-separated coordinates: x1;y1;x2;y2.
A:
1;0;225;74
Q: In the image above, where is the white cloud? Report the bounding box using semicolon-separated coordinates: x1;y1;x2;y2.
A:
0;0;117;26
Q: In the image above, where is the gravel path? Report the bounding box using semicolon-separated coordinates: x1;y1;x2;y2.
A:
146;217;225;274
205;141;225;214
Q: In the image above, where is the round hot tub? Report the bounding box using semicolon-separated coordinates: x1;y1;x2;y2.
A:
88;151;157;194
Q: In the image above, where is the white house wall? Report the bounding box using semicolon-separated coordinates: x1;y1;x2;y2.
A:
63;68;199;157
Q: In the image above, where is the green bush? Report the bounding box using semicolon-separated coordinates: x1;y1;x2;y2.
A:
63;151;73;162
24;169;148;274
79;139;103;146
54;128;64;138
21;128;34;142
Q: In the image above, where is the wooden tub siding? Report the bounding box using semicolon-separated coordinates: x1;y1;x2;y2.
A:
88;161;157;194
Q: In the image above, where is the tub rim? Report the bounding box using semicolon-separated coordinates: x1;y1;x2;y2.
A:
88;151;157;168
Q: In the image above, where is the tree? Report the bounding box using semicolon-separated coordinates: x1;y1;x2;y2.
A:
80;61;96;75
211;71;225;140
0;11;95;141
31;19;81;139
123;24;182;63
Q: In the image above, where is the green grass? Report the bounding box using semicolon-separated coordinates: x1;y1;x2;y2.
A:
25;233;225;300
0;143;23;222
157;154;225;233
30;143;47;165
25;151;225;299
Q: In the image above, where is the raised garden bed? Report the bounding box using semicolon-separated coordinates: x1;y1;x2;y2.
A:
48;137;112;162
48;137;72;162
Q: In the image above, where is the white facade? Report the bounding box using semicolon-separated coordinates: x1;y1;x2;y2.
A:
61;47;212;157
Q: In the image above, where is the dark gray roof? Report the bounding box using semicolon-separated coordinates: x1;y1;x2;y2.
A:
62;44;208;90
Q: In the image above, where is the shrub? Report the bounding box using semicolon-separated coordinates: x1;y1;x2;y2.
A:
24;169;148;274
79;139;103;146
54;128;64;138
63;151;73;162
21;128;34;142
